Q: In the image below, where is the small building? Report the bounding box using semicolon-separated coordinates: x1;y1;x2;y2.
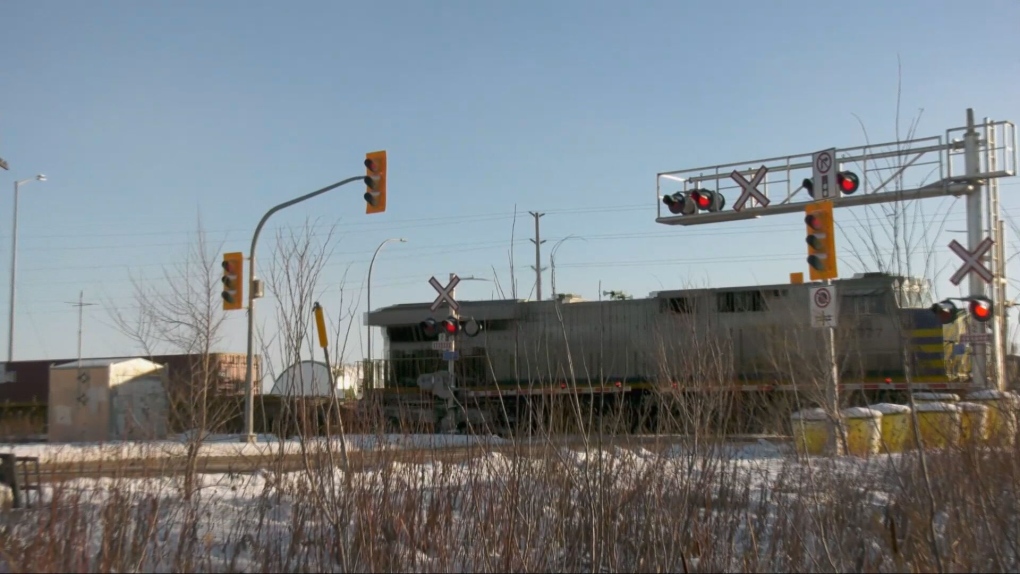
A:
48;358;169;443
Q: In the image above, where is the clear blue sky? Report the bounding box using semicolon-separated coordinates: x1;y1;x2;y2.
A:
2;0;1020;382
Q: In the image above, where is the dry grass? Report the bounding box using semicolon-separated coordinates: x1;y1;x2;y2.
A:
3;420;1020;573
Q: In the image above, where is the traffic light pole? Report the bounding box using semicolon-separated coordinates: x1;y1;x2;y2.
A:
242;175;365;444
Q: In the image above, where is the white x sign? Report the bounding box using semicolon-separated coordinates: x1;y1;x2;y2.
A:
949;238;994;285
731;165;770;211
429;275;461;312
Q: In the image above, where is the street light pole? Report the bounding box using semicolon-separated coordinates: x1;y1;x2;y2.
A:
242;175;365;443
8;174;46;363
549;234;585;301
366;237;406;393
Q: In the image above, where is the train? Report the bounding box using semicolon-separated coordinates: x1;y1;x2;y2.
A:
362;272;1000;435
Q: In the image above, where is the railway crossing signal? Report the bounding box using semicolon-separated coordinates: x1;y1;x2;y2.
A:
441;316;459;335
662;192;696;215
419;316;483;338
364;150;387;214
221;252;244;311
969;297;993;322
804;200;838;280
691;189;725;212
931;300;962;325
930;297;994;324
420;318;438;337
837;171;860;194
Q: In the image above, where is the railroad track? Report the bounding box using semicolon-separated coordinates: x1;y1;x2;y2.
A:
20;434;790;484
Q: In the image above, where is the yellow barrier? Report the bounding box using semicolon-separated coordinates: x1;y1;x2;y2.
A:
791;408;830;455
957;402;991;444
965;390;1019;446
915;402;961;449
870;403;913;452
841;407;882;457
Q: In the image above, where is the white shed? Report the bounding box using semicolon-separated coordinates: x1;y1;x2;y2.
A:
48;358;169;443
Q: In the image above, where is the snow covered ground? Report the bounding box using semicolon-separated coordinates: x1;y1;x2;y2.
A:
2;438;1016;572
0;433;512;464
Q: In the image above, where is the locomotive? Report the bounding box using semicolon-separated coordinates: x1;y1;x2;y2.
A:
363;273;985;435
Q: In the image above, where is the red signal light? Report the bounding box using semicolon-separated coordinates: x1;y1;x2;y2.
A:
969;298;993;322
441;317;459;334
837;171;860;194
805;214;823;231
693;191;710;210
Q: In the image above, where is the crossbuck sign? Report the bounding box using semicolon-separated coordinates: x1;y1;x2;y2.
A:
731;165;770;211
429;274;461;312
949;238;994;286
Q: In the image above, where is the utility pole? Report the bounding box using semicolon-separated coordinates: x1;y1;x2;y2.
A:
529;211;546;301
65;291;97;368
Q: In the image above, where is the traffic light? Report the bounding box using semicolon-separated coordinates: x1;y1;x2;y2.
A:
691;189;725;212
802;178;816;199
364;150;387;214
441;316;459;335
931;300;961;325
662;192;696;215
804;200;838;281
969;297;993;322
221;252;244;311
420;318;438;337
837;171;860;194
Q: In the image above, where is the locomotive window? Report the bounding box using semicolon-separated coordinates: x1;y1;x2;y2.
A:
845;295;885;315
662;297;694;314
717;291;766;313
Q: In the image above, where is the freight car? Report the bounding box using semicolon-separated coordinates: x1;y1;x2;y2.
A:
363;273;984;435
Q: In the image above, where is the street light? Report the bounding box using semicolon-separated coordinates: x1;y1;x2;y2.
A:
8;174;46;363
243;174;367;444
366;237;407;392
550;234;586;300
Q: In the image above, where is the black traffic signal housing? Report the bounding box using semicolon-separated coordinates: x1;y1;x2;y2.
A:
662;192;696;215
420;318;438;337
969;296;993;323
221;252;244;311
804;200;838;280
691;189;725;212
364;150;387;214
931;300;962;325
